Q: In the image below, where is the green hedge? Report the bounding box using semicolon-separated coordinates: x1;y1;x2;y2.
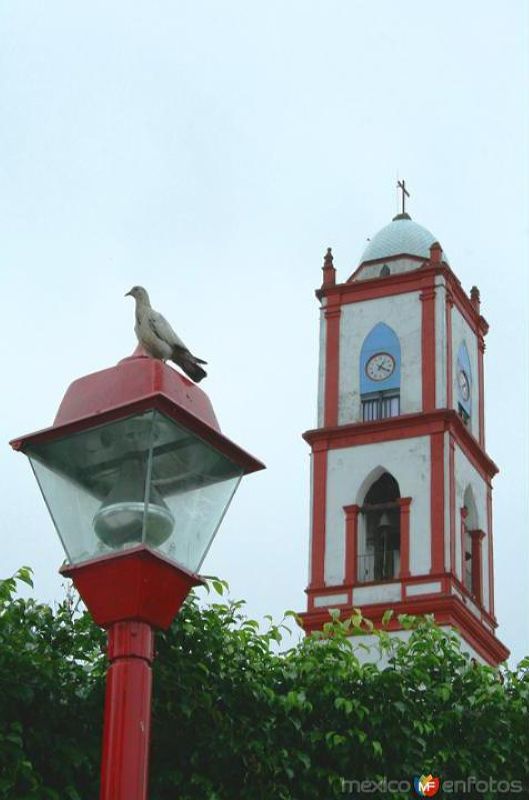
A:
0;569;527;799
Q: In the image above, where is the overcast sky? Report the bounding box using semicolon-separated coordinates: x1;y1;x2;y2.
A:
1;2;527;664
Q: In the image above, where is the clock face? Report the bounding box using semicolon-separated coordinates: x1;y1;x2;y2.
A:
458;369;470;401
366;352;395;382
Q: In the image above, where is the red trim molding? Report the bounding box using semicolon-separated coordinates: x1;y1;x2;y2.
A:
309;447;328;587
399;497;412;578
318;264;489;341
300;592;509;666
306;572;497;623
470;529;485;605
304;409;498;481
343;504;360;585
460;506;469;586
421;283;436;410
323;305;341;428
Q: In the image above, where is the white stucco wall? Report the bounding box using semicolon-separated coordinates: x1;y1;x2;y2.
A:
353;583;401;605
313;593;348;607
349;627;486;667
453;444;490;611
451;306;480;439
324;437;431;585
307;455;314;582
405;580;442;596
337;292;422;425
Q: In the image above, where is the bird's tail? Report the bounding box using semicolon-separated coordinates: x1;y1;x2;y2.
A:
173;348;208;383
183;361;207;383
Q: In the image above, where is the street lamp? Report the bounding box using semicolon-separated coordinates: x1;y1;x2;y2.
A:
10;349;264;800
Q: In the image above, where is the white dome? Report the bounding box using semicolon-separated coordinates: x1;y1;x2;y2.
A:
359;214;444;264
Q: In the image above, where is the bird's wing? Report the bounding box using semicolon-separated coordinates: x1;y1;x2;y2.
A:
147;310;188;351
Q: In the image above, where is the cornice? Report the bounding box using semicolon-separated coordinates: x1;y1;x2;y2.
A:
303;408;498;479
316;263;489;337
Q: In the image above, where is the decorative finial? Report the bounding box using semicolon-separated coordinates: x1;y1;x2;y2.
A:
470;285;481;312
429;241;442;264
322;246;336;288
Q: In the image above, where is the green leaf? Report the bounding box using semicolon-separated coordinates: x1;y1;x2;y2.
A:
381;609;394;626
17;566;34;588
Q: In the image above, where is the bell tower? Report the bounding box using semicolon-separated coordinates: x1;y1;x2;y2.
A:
301;206;509;665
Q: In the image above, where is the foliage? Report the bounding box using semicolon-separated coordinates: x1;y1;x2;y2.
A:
0;569;527;799
0;568;105;799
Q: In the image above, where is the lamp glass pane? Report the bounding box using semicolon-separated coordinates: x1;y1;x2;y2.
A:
25;409;244;572
27;412;155;564
145;412;243;572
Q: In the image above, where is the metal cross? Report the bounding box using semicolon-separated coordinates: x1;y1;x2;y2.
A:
397;179;410;215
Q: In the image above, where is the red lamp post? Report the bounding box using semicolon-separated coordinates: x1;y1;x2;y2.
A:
10;350;264;800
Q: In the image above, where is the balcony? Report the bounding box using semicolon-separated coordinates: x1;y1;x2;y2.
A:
357;549;400;584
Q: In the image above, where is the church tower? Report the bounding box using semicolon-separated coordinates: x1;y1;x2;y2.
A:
301;197;509;665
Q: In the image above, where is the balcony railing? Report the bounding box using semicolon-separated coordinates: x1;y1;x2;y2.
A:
357;549;400;583
362;394;400;422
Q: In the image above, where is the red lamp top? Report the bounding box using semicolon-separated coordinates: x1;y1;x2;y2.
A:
54;346;220;430
11;348;264;475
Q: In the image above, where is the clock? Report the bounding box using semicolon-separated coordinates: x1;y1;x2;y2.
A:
365;352;395;382
457;368;470;401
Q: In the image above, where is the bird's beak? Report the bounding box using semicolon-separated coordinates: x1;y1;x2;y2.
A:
124;290;131;297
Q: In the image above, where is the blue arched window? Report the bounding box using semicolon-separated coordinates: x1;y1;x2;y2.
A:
456;342;472;425
360;323;401;421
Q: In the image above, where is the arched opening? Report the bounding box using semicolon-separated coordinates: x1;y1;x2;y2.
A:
462;486;481;599
358;472;401;582
360;323;401;422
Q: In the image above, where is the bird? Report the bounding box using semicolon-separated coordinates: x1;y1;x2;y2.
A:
125;286;207;383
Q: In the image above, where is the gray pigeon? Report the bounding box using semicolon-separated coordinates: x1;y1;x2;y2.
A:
125;286;207;383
